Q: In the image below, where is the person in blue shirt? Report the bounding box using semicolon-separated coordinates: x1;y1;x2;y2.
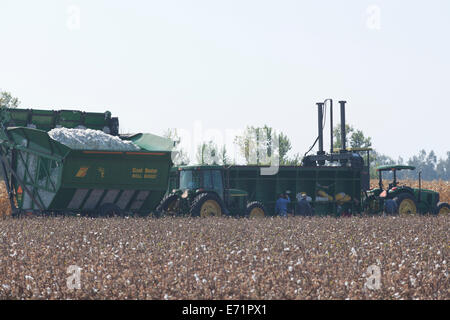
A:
384;199;398;215
296;193;314;216
275;193;290;217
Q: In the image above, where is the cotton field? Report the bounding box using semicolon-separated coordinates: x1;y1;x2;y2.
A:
0;216;448;300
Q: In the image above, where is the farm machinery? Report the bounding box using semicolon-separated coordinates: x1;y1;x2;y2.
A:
157;164;364;217
365;165;450;215
158;99;449;217
1;99;447;218
157;100;369;217
0;107;174;216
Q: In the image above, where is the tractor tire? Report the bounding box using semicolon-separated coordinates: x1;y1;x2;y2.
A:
98;203;124;217
394;193;417;216
190;193;225;217
246;201;266;218
155;194;180;216
435;202;450;216
364;196;382;214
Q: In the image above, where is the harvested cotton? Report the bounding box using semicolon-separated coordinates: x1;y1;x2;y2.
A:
48;128;140;151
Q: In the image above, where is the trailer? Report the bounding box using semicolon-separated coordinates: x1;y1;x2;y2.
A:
0;107;174;216
227;165;364;215
162;163;366;217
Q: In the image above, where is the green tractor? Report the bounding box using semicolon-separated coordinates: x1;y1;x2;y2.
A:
156;165;266;218
365;165;449;215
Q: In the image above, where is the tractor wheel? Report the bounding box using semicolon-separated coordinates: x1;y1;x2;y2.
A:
394;193;417;216
246;201;266;218
156;194;180;216
435;202;450;216
364;196;382;214
190;193;224;217
98;203;124;217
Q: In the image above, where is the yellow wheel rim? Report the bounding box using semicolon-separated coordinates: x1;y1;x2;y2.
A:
200;200;222;217
249;207;265;218
398;199;416;215
438;206;450;216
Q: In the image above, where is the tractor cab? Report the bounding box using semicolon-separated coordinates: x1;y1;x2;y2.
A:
376;165;416;197
178;166;225;197
365;165;448;215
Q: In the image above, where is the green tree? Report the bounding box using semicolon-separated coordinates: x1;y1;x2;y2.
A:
332;123;400;178
283;152;302;166
0;91;20;108
195;140;221;165
436;152;450;180
277;131;292;165
221;145;230;165
406;150;438;180
333;123;372;149
234;125;292;165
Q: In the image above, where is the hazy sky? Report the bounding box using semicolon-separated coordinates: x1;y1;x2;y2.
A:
1;0;449;162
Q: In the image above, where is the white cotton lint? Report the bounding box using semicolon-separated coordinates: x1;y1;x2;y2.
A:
48;128;140;151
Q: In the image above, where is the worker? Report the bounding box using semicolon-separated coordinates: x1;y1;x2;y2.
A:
275;193;290;217
384;199;398;215
297;193;314;216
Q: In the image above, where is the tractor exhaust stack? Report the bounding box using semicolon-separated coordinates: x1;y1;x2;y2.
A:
316;102;325;165
339;100;347;152
303;99;368;172
329;99;333;154
316;102;325;156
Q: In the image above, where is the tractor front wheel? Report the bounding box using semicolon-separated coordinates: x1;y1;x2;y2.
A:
394;193;417;216
435;202;450;216
246;201;266;218
190;193;224;217
156;194;180;216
